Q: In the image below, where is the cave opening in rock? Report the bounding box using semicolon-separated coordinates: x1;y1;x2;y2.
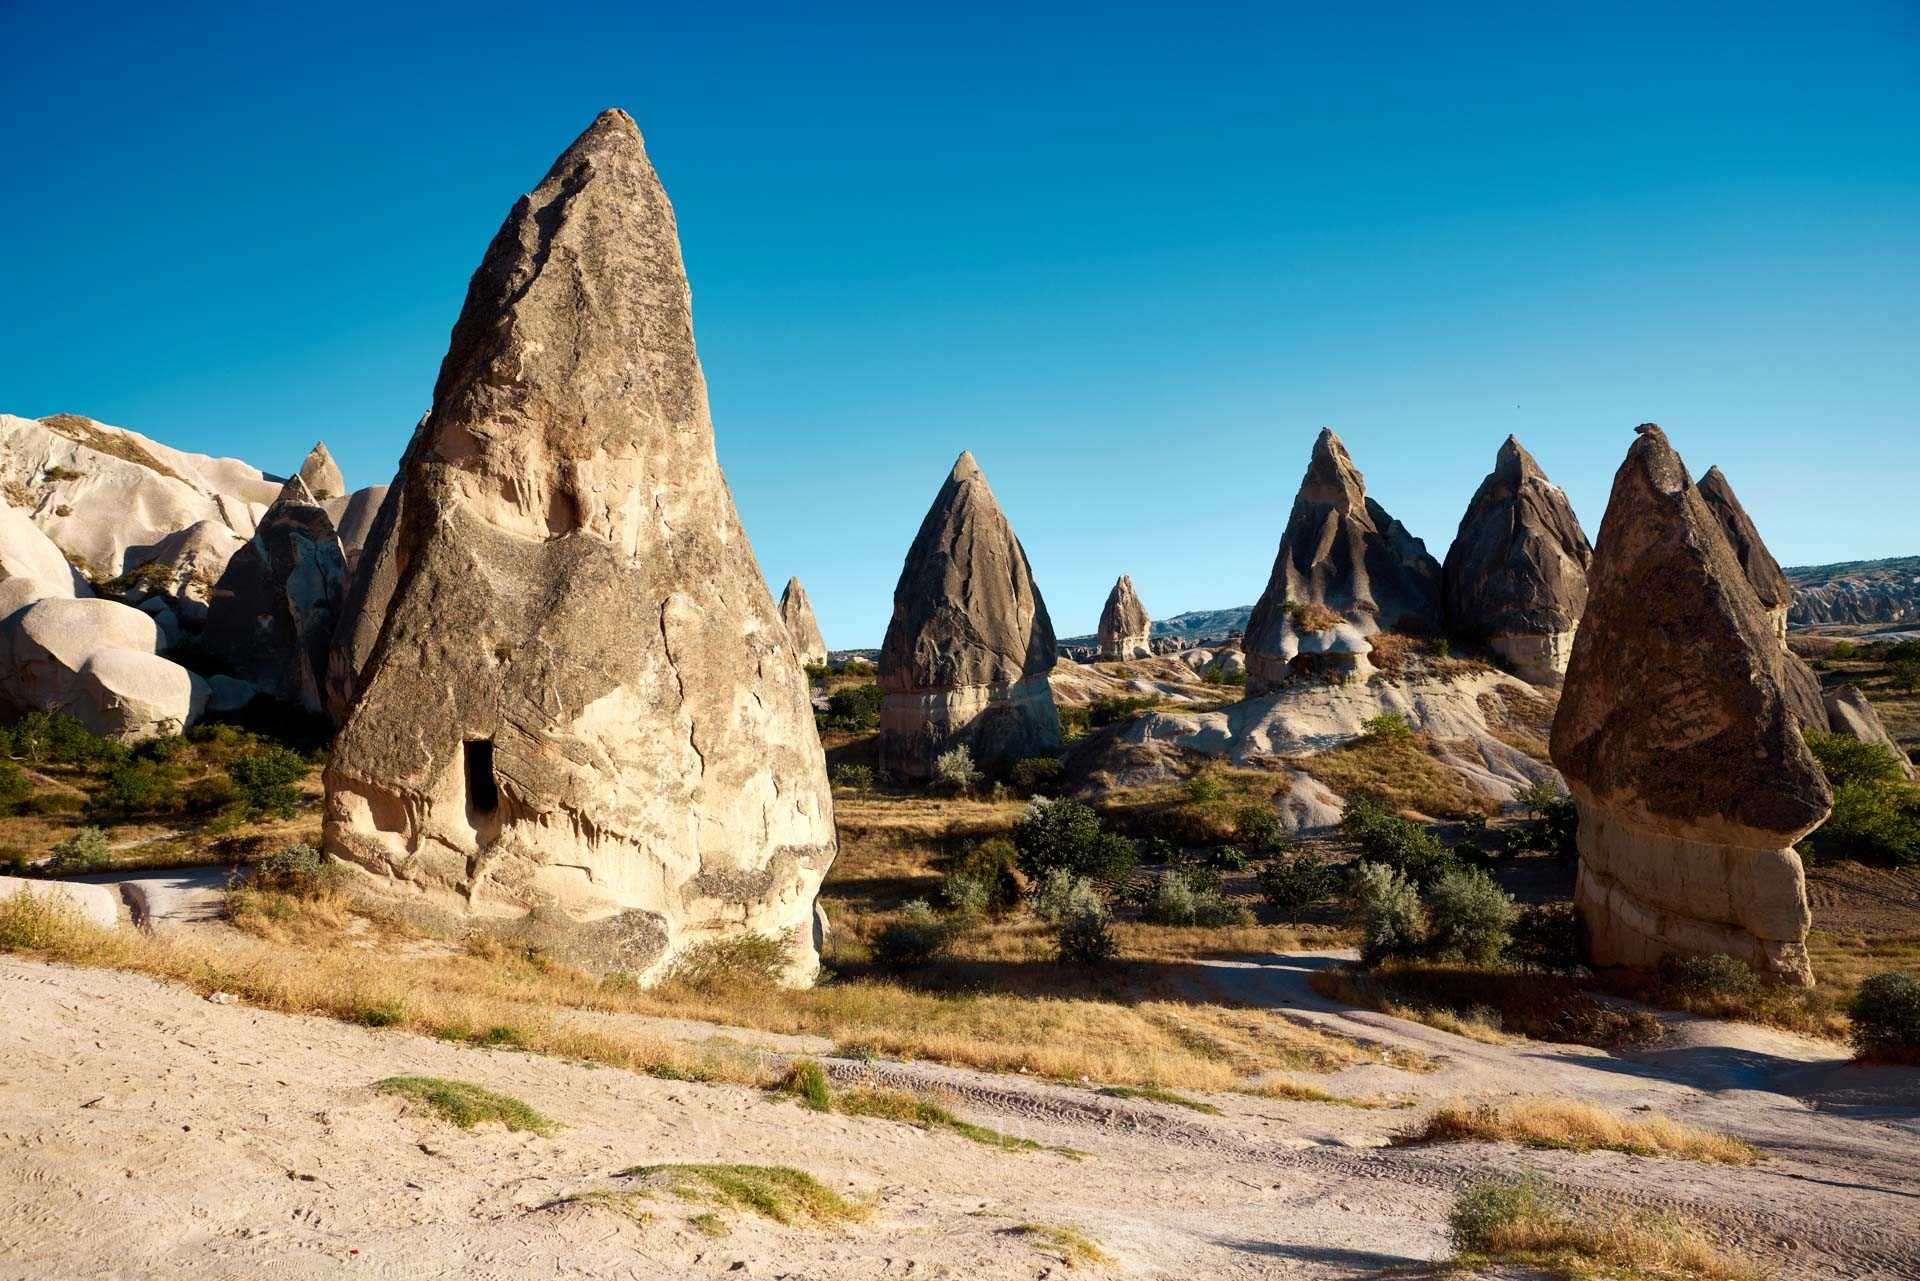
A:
464;739;499;814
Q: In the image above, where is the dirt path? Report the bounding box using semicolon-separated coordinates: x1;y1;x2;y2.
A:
0;955;1915;1279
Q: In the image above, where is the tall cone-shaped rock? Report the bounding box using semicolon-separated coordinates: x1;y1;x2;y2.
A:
1097;575;1152;660
296;441;346;502
1551;425;1831;986
1695;467;1791;641
878;452;1061;777
1244;428;1442;692
1442;436;1592;684
202;473;348;713
323;110;836;982
778;577;828;669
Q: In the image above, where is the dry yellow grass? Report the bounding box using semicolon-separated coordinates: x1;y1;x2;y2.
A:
1285;731;1496;820
1451;1176;1760;1281
1406;1098;1759;1164
1309;967;1507;1044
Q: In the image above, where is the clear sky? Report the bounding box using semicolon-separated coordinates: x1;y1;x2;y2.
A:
3;1;1915;647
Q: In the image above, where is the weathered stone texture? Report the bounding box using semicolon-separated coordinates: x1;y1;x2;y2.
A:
1098;575;1152;660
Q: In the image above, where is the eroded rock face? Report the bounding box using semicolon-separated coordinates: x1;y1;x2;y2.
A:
778;577;828;669
203;475;348;714
295;442;346;502
1696;466;1793;642
1098;575;1152;660
1443;436;1591;684
878;452;1062;777
323;110;835;983
1551;425;1832;986
0;596;207;739
1823;684;1916;781
1243;429;1442;693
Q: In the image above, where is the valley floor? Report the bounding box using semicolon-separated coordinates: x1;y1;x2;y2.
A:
3;950;1916;1280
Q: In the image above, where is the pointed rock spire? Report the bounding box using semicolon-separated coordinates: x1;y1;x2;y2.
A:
1442;435;1592;684
1694;465;1792;630
1550;424;1830;986
1098;575;1152;660
295;442;345;501
878;452;1061;777
779;577;828;669
324;109;835;983
1243;429;1442;692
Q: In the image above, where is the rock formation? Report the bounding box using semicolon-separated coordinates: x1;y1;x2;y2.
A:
202;475;348;714
1695;466;1792;641
295;442;346;502
1787;556;1920;626
878;452;1062;777
1243;428;1442;692
1098;575;1152;660
1442;436;1592;684
778;577;828;669
1823;684;1917;780
325;483;390;571
323;110;835;982
1551;425;1832;986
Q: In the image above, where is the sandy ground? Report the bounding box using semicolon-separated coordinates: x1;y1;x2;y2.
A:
2;952;1916;1281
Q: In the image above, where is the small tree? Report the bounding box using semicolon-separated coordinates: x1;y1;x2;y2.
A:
931;745;982;795
46;826;111;873
1423;865;1516;964
870;900;952;969
1350;861;1426;965
1848;971;1920;1063
1056;901;1115;964
227;746;309;819
1014;798;1137;885
1027;868;1105;923
1255;849;1340;915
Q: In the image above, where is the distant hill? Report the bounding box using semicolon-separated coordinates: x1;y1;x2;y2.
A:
1786;556;1920;627
1150;606;1254;639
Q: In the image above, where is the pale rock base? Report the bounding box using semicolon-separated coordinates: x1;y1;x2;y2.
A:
878;673;1062;778
1488;629;1576;686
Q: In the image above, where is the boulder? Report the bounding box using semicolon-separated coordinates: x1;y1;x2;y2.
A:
1097;575;1152;660
1822;684;1916;781
1243;428;1442;692
878;452;1063;777
0;596;206;739
1442;436;1591;684
202;475;348;714
323;110;836;983
0;503;87;601
778;577;829;669
1550;425;1832;986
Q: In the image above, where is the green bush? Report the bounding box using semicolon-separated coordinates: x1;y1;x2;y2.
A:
829;763;874;792
1013;799;1137;885
1340;796;1458;886
1509;902;1585;972
1027;869;1105;923
45;826;111;874
1233;802;1289;856
0;760;31;813
251;843;335;895
1359;713;1411;741
1658;952;1762;998
1255;849;1340;914
88;758;184;820
1009;756;1064;797
1422;866;1516;964
819;684;883;732
1055;901;1115;964
870;900;951;969
1200;665;1247;688
1830;640;1857;661
227;746;309;818
664;934;792;992
931;745;981;795
1087;696;1155;728
1350;861;1426;966
1183;773;1225;803
1139;870;1252;927
1448;1175;1555;1255
1847;971;1920;1063
1805;731;1920;865
945;839;1024;914
4;712;123;767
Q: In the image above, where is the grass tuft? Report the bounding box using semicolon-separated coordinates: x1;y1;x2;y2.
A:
1450;1176;1759;1280
779;1059;834;1112
1404;1098;1759;1165
1011;1221;1110;1268
1094;1084;1222;1115
1252;1078;1396;1109
373;1076;552;1134
620;1163;868;1227
835;1085;1075;1155
555;1189;654;1225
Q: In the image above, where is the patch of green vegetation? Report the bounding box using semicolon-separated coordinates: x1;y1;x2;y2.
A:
621;1163;867;1226
372;1076;552;1134
779;1059;834;1111
1094;1084;1222;1115
556;1190;654;1225
689;1211;729;1237
1011;1222;1110;1268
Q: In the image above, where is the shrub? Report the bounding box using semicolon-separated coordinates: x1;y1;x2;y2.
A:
6;712;122;767
1013;798;1137;885
870;900;951;969
1830;640;1857;661
1447;1175;1556;1255
1055;901;1115;964
1200;665;1247;687
1009;755;1064;797
931;745;981;795
945;838;1024;914
1658;952;1763;999
940;871;992;917
45;826;111;873
1359;713;1411;741
88;758;183;820
1422;866;1516;964
664;934;793;993
1350;861;1426;965
1183;773;1225;803
1255;849;1340;914
0;760;31;813
227;746;309;818
251;843;335;896
819;683;883;732
1889;658;1920;693
1087;696;1155;728
828;763;875;792
1140;870;1252;927
1846;971;1920;1063
1509;902;1585;972
1233;802;1289;856
1340;795;1458;886
1805;731;1920;864
1027;869;1105;923
802;663;832;683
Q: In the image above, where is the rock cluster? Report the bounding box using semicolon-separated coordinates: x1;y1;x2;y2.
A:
1443;436;1592;684
1243;428;1441;692
1551;425;1831;986
1097;575;1152;660
878;452;1062;777
778;577;828;669
322;110;835;982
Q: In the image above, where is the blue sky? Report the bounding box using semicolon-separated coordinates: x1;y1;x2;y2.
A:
3;1;1915;647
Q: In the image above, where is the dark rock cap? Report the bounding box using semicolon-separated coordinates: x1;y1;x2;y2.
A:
1443;434;1592;637
1696;465;1791;612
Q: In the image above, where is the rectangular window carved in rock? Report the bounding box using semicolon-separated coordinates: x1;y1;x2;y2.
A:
465;739;499;814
